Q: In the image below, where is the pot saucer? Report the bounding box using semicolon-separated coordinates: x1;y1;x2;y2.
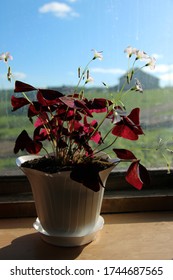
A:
33;216;104;247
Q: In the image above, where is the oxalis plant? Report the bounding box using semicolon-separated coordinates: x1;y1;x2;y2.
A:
1;47;156;191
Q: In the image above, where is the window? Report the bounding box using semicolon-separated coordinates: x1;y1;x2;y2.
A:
1;0;173;216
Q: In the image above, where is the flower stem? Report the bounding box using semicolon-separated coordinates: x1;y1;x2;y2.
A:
93;136;118;156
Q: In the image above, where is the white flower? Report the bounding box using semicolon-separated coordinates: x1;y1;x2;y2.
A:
124;46;137;57
134;78;143;93
146;56;156;70
0;52;13;63
112;108;127;124
135;50;149;60
91;49;103;60
85;76;94;84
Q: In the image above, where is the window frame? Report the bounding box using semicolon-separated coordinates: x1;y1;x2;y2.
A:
0;168;173;218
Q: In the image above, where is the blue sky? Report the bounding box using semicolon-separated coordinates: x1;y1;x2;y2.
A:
1;0;173;89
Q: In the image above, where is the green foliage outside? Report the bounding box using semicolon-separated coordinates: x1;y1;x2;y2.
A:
0;87;173;174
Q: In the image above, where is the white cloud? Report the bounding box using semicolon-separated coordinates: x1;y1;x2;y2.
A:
143;63;173;86
39;2;79;18
144;63;173;75
91;67;125;75
152;53;163;60
159;73;173;87
155;64;173;73
160;73;173;81
13;72;27;80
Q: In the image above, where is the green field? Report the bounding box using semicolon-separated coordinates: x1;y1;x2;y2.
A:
1;87;173;174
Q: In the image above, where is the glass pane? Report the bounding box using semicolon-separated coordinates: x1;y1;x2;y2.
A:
1;0;173;175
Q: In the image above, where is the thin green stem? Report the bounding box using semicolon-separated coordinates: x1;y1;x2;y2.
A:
21;92;33;105
93;136;118;156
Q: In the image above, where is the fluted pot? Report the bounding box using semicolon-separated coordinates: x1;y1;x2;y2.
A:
16;155;114;246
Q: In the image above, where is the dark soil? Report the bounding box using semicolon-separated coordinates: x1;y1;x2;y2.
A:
21;156;73;173
21;156;112;174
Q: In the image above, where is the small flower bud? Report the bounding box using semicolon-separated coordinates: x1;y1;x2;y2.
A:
87;69;90;79
7;66;12;82
78;67;80;78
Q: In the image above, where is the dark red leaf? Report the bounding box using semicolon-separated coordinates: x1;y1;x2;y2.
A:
59;96;75;107
74;99;93;117
90;131;102;144
14;81;37;92
37;90;63;106
27;141;42;154
28;102;41;117
11;95;30;111
125;161;150;190
127;108;144;135
138;162;150;185
56;108;82;121
83;117;102;144
88;98;112;113
69;120;83;132
112;107;144;140
113;149;137;160
128;107;140;125
59;96;93;117
34;113;49;127
125;161;142;189
70;163;104;192
14;130;42;154
112;123;139;140
34;126;48;142
38;89;64;99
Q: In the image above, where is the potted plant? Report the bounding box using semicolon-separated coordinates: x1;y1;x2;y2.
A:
1;47;155;246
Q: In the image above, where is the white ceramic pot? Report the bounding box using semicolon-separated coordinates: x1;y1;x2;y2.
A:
16;155;114;246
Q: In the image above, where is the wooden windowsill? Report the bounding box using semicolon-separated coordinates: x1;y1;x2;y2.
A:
0;211;173;260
